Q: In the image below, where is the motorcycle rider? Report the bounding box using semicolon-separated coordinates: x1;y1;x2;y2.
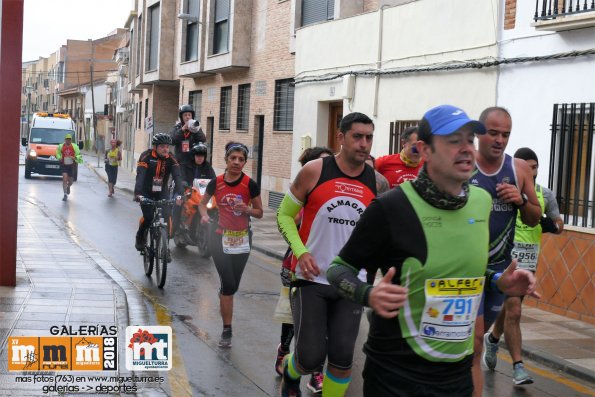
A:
179;144;216;237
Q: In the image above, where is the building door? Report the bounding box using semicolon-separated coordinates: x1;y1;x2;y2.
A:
328;102;343;154
206;116;214;164
254;115;265;188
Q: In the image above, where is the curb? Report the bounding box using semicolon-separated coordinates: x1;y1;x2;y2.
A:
517;344;595;385
251;244;285;261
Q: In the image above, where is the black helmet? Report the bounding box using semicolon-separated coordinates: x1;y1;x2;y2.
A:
190;143;208;156
179;104;195;121
152;133;172;146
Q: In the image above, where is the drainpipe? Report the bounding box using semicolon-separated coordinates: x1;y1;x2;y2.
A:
373;5;387;117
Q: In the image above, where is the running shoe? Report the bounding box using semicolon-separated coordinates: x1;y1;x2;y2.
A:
513;363;534;385
280;356;301;397
482;333;499;370
218;328;232;348
306;372;323;394
275;344;289;376
62;194;68;201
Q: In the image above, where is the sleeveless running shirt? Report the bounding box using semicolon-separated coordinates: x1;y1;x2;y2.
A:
214;174;252;232
469;154;518;270
296;156;376;284
398;182;491;362
512;184;545;271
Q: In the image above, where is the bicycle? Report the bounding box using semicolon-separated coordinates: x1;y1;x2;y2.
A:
138;197;176;288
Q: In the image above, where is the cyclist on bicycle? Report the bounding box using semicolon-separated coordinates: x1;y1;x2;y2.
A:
134;133;184;251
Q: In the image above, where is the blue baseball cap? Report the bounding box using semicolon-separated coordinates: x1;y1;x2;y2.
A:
422;105;486;136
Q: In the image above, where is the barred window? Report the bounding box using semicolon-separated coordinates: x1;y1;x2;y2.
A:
219;86;232;130
237;84;250;131
548;103;595;228
188;90;202;122
273;79;294;131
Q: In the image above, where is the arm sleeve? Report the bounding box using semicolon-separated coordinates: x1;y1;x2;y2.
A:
327;256;374;306
249;179;261;198
56;144;62;160
206;178;217;196
74;144;83;164
277;191;308;259
194;129;206;143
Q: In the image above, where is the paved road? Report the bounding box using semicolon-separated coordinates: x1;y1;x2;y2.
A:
18;162;595;396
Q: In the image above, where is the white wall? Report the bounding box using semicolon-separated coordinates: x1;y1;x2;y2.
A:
497;0;595;186
293;0;500;178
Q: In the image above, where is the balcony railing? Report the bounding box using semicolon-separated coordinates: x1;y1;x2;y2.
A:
535;0;595;21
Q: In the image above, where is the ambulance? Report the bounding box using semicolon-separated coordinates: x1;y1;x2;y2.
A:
22;112;81;180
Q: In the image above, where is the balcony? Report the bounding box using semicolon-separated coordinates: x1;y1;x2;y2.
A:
534;0;595;31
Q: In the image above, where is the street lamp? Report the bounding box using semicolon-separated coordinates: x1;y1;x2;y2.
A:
24;86;33;139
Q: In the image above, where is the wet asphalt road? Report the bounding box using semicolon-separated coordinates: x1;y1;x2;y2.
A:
17;163;595;397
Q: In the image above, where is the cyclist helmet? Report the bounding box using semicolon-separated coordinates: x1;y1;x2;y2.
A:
179;104;195;121
152;133;172;146
190;143;208;156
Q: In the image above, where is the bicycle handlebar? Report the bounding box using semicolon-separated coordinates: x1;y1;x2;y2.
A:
138;197;177;206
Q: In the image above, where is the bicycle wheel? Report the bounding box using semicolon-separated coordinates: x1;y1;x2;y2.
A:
155;227;168;288
197;225;211;258
143;229;154;276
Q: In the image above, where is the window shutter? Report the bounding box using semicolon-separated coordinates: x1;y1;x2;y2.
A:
215;0;230;22
302;0;333;26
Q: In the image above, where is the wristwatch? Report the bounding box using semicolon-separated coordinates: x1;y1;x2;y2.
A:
519;193;528;207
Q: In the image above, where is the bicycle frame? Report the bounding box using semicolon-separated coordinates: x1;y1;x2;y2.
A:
140;198;175;288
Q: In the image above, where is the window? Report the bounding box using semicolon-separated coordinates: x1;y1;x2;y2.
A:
188;90;202;121
136;17;142;76
219;86;232;130
237;84;250;130
548;103;595;228
213;0;230;54
302;0;334;27
147;4;160;71
273;79;294;131
138;101;143;129
57;62;64;83
184;0;200;62
145;98;149;118
388;120;418;154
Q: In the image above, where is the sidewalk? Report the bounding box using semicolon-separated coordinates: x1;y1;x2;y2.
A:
0;152;164;395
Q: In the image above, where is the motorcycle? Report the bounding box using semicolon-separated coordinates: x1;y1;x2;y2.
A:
173;178;217;258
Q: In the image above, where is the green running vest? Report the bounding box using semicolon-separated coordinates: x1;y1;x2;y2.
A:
398;182;491;362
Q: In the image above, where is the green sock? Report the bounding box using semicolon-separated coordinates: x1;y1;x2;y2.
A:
285;352;302;380
322;369;351;397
